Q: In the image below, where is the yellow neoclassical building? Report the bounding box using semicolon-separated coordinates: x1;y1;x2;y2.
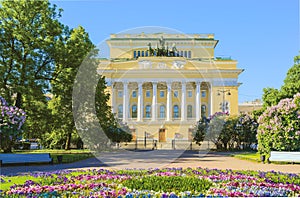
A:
99;33;243;144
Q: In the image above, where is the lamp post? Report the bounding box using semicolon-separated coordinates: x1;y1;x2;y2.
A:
217;90;231;112
144;131;147;148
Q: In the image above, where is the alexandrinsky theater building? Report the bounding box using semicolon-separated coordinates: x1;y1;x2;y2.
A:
99;33;243;146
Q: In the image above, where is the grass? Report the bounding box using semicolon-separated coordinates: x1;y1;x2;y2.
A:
232;152;261;162
0;171;88;191
0;176;40;191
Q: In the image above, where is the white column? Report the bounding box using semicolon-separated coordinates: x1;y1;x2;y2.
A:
166;82;172;121
195;81;201;121
181;82;186;121
209;83;214;116
137;82;143;121
122;81;129;122
151;82;157;121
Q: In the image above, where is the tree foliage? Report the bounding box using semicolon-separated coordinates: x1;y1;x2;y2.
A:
262;55;300;107
193;118;208;146
192;112;258;151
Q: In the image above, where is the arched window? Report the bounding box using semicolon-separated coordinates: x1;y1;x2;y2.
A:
145;105;151;118
184;51;187;58
145;51;149;57
133;51;137;58
141;51;144;57
201;105;206;117
118;105;123;118
187;105;192;118
137;51;140;57
173;105;179;118
188;51;191;58
132;105;137;118
160;105;165;118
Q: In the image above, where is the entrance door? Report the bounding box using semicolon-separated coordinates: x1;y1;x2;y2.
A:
159;129;166;142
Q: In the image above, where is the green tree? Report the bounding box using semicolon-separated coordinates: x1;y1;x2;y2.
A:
0;0;66;140
192;118;208;146
48;26;95;150
281;55;300;99
0;0;65;107
262;54;300;107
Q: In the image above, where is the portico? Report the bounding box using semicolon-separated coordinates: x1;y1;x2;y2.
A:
99;33;243;143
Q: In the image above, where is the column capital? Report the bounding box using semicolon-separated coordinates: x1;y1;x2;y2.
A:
196;81;202;85
166;81;172;86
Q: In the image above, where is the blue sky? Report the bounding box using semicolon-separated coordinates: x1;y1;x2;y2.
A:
51;0;299;103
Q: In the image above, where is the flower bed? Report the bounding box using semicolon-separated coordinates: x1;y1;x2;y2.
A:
0;167;299;197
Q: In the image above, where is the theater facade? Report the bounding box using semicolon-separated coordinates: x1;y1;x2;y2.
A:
98;33;243;145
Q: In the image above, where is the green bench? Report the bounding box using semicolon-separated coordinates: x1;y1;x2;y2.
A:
269;151;300;163
0;153;53;166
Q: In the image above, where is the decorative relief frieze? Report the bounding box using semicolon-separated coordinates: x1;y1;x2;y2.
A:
172;60;186;69
138;60;152;69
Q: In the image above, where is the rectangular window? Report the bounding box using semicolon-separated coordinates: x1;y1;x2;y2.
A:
118;90;123;98
201;91;206;98
160;90;165;97
188;90;192;98
132;90;137;98
146;90;151;98
174;90;179;98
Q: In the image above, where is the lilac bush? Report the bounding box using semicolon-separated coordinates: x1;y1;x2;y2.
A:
0;96;26;152
257;93;300;159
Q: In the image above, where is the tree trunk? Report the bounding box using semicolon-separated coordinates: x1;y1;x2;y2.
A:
15;92;22;108
65;132;72;150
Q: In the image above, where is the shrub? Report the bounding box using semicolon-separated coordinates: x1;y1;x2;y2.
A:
257;93;300;160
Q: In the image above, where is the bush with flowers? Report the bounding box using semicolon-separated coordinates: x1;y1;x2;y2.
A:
0;96;26;153
257;93;300;161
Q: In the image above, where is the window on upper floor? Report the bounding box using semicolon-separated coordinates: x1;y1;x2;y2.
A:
188;90;192;98
118;90;123;98
160;90;165;98
201;91;206;98
132;90;137;98
146;90;151;98
174;90;179;98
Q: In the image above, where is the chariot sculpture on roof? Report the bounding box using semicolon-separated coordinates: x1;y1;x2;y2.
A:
147;36;179;57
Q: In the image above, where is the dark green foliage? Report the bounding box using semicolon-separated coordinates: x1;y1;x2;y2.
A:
193;118;208;146
262;54;300;108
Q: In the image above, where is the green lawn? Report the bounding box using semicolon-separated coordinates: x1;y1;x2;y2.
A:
232;152;261;162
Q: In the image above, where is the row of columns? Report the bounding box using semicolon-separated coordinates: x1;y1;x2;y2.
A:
112;81;212;122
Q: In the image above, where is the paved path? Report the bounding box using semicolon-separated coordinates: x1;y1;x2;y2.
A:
1;151;299;176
